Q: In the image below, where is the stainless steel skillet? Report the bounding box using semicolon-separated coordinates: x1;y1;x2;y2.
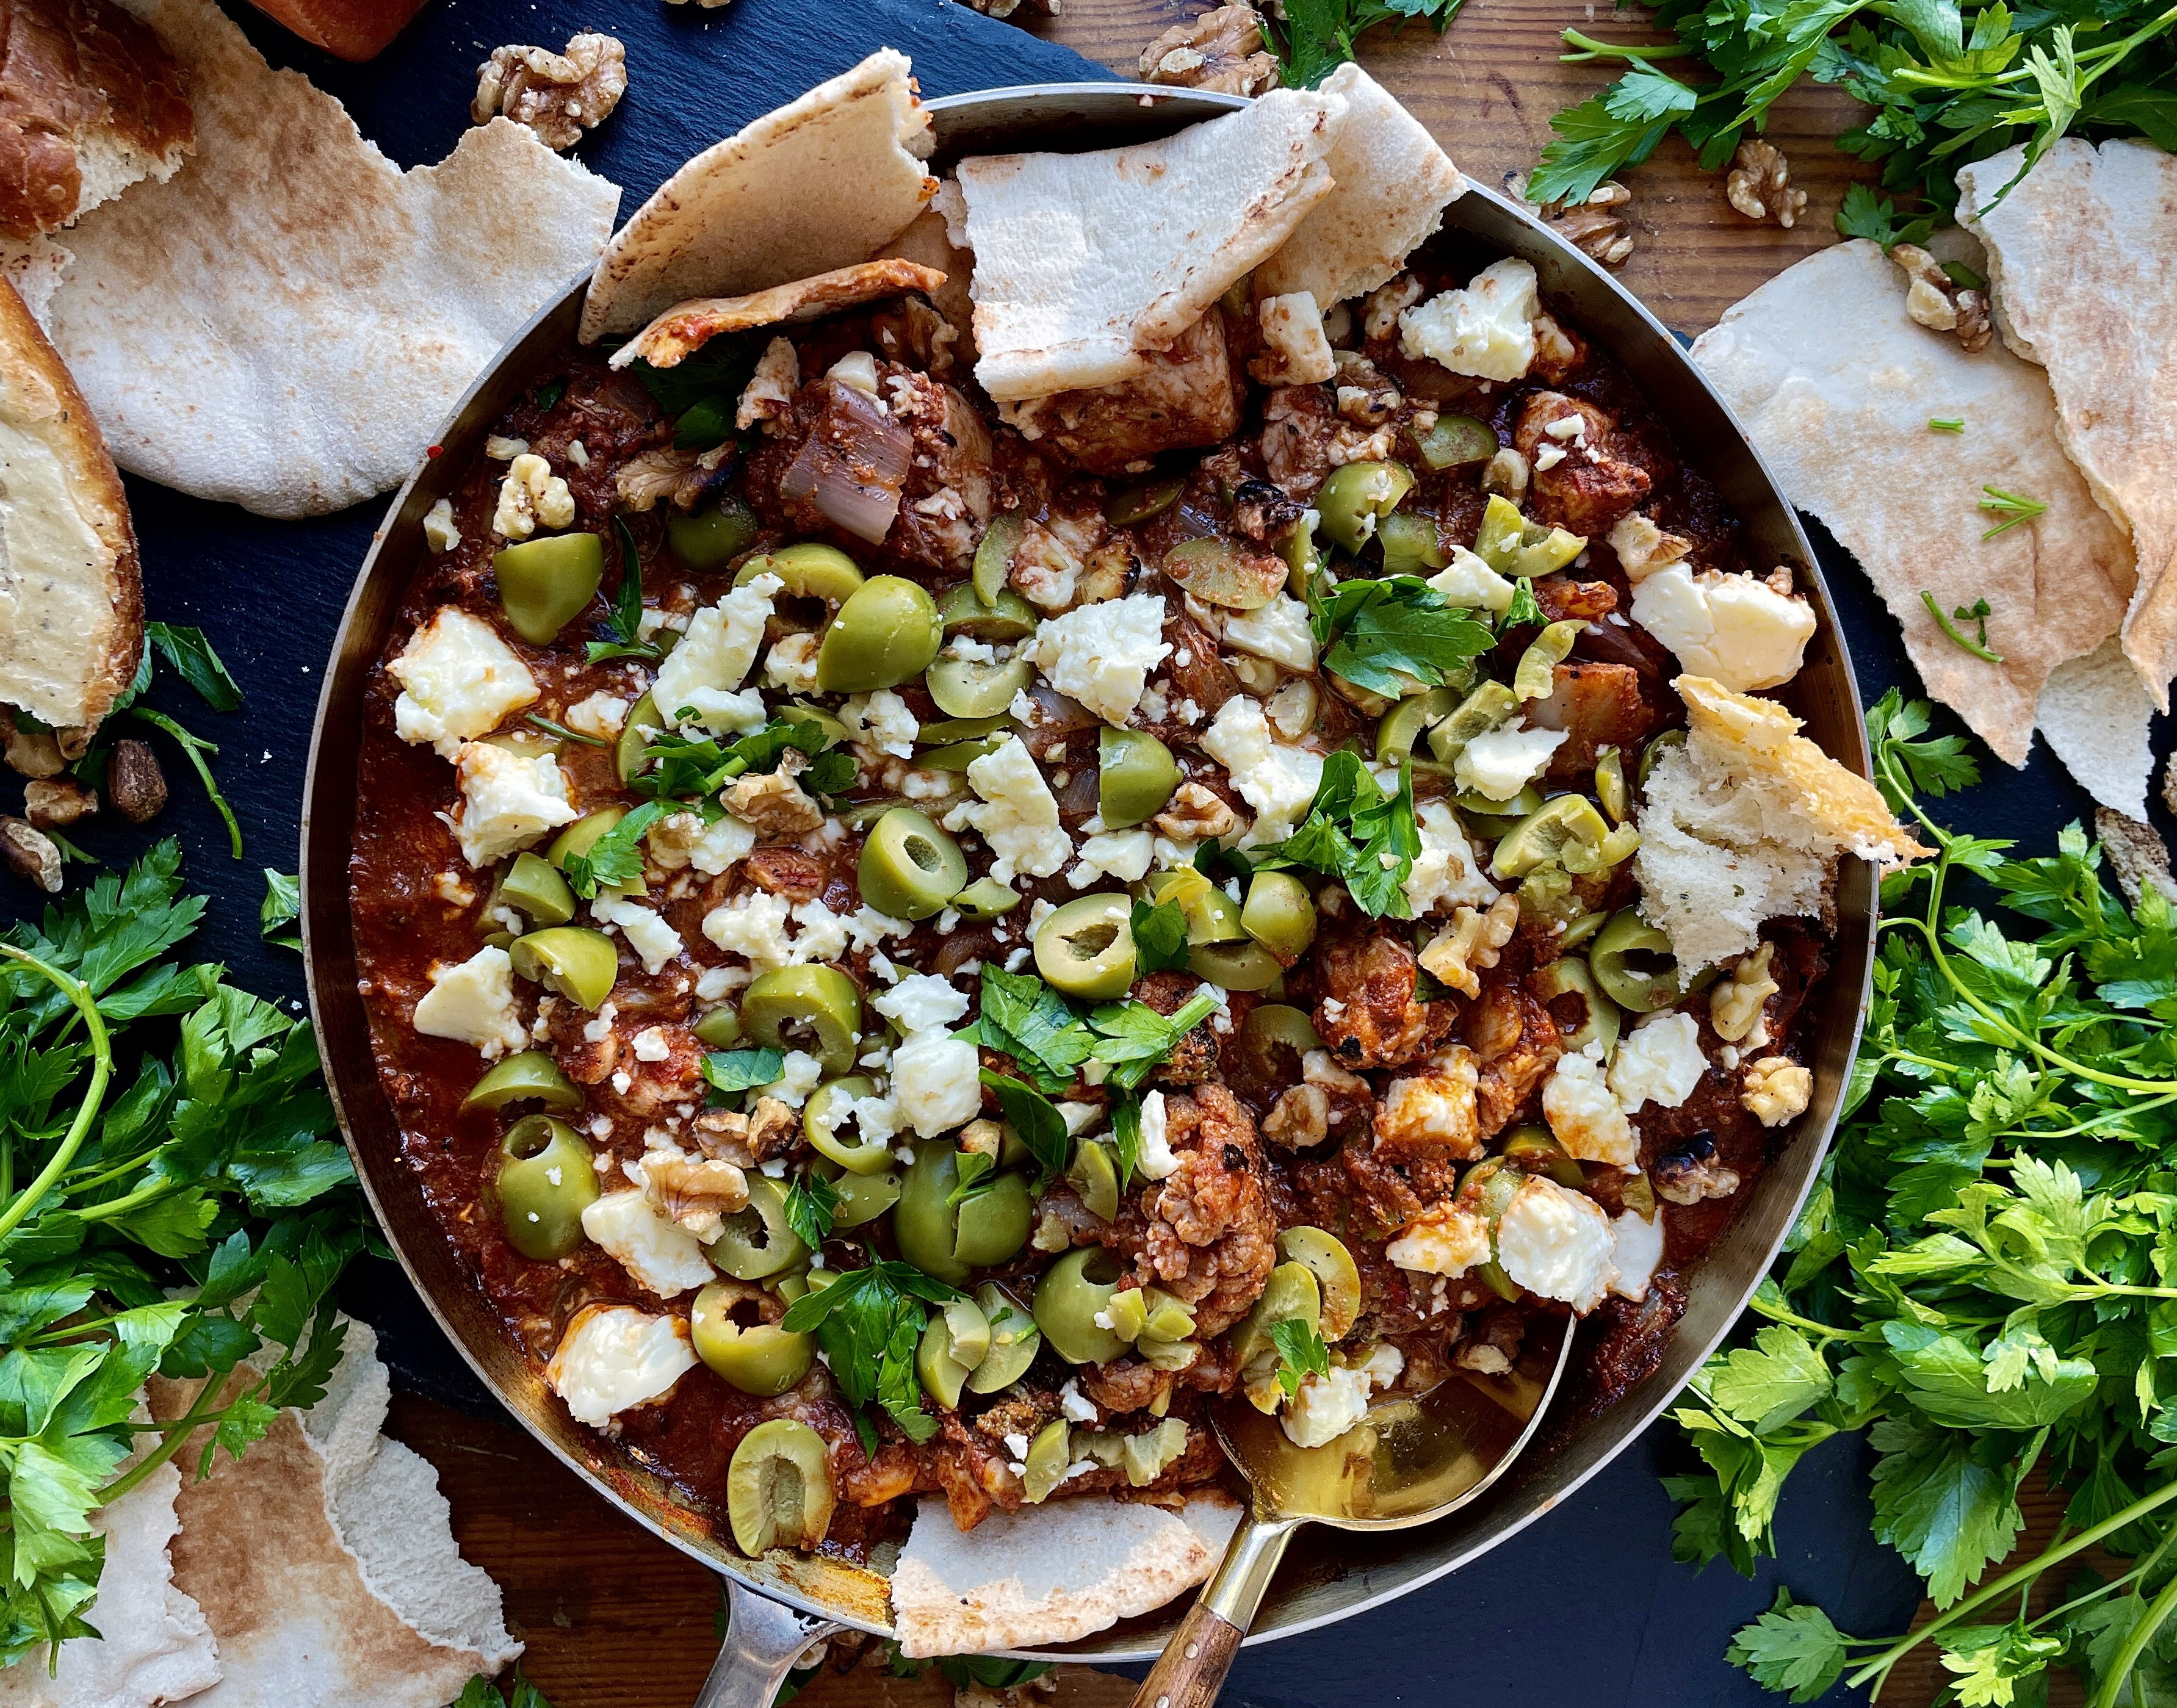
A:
298;79;1877;1708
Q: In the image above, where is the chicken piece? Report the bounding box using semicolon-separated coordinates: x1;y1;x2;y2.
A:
1526;661;1658;780
997;312;1241;477
743;846;828;902
1132;971;1226;1085
1131;1084;1277;1336
747;377;913;546
1316;933;1459;1070
544;1000;706;1117
1262;384;1336;499
1531;577;1619;622
888;371;995;572
1160;604;1243;724
1465;979;1565;1139
1511;392;1653;538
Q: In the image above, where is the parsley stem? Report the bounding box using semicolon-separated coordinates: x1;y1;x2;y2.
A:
1747;1296;1875;1342
0;947;110;1246
97;1373;250;1507
1920;590;2004;663
2092;1552;2177;1708
1558;27;1700;60
129;708;242;858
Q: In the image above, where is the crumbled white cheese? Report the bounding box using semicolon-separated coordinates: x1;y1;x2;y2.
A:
1265;678;1316;740
1453;721;1565;802
1202;696;1323;846
1608;1211;1665;1303
492;453;576;539
422;498;461;553
1629;564;1817;693
1495;1175;1618;1313
763;630;821;693
1374;1054;1481;1158
1403;802;1500;916
737;337;800;432
630;1026;671;1062
564;692;629;738
453;741;578;868
701;891;796;970
580;1190;715;1297
651;574;781;729
765;1049;825;1109
650;811;757;878
827;350;881;395
1252;291;1337;386
592;891;684;975
388;607;539;760
945;737;1070;883
1542;1044;1637;1169
1607;1011;1707;1114
1428;546;1516;615
1028;594;1172;727
1279;1344;1403;1450
1385;1203;1491;1277
843;688;919;759
1069;828;1155;888
892;1033;982;1137
788;899;851;965
873;973;971;1036
547;1305;697;1429
1223;596;1318;674
1135;1089;1178;1180
412;946;527;1058
1059;1380;1099;1424
1398;259;1541;384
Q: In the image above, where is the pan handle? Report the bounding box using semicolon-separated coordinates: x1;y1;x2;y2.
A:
693;1576;848;1708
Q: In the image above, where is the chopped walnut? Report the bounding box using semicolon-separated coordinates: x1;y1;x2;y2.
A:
644;1148;749;1242
1548;187;1635;267
472;34;627;152
1652;1134;1741;1205
422;497;461;553
1362;273;1424;342
1607;511;1692;582
614;443;731;514
1417;896;1518;1000
23;777;95;829
1709;942;1779;1042
1155;781;1239;842
1724;140;1807;230
1262;1083;1330;1149
1886;243;1993;353
1741;1056;1813;1128
493;453;576;538
2096;807;2177;909
3;715;63;779
0;819;62;893
1332;351;1401;425
1139;5;1278;96
1251;292;1337;387
721;761;825;838
106;740;168;823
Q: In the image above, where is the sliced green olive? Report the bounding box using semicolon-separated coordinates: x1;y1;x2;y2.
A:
859;807;968;922
967;1283;1042;1394
509;927;619;1010
1590;906;1717;1013
1066;1139;1120;1223
693;1006;743;1048
1238;1003;1321;1084
1240;870;1316;965
1595;748;1630;824
956;1173;1033;1267
1033;1247;1130;1365
917;713;1010;743
1623;1171;1658;1219
1491;795;1612;881
951;877;1021;919
972;513;1025;607
726;1419;834;1555
691;1281;814;1396
1376;511;1449;578
1562;822;1639;877
1122;1417;1190;1485
915;737;1003;772
937;582;1037;641
1458;1153;1526;1231
895;1147;1032;1283
1144;867;1246;945
737;542;865;606
1230;1261;1322;1372
1518;863;1582;928
1022;1418;1071;1503
776;700;852;749
1456;784;1544;823
1034;893;1138;1000
494;1115;599;1260
547;807;630;874
1426;680;1520;766
926;654;1034;720
491;852;575;928
464;1050;582;1113
709;1175;810;1280
1098;727;1180;829
739;965;862;1077
1107;478;1183;526
1558;910;1610;953
816;576;942;693
1638;728;1688;788
1473;492;1586;580
1514;620;1586;701
1409;413;1498;471
1376;688;1456;763
815;1156;903;1228
804;1076;893;1174
1275;1228;1360;1342
1500;1122;1590;1190
495;531;604;645
1188;938;1281;993
1316;461;1415;553
1531;957;1621;1059
1278;516;1321;600
616;690;659;785
1161;538;1284;610
667;498;760;571
915;1297;994;1410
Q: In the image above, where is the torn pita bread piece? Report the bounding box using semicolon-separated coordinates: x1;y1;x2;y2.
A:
0;275;142;737
7;0;619;519
1689;237;2134;769
876;200;975;362
1636;674;1928;974
2038;635;2159;819
581;49;935;344
1251;62;1463;309
889;1491;1242;1658
615;259;948;371
0;1452;218;1708
956;87;1346;401
1957;139;2177;711
151;1317;520;1708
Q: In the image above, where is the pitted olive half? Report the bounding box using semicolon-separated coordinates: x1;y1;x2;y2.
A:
691;1280;814;1396
726;1418;834;1555
494;1115;600;1260
894;1147;1033;1285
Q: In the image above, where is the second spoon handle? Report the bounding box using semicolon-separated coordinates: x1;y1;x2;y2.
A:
1126;1512;1302;1708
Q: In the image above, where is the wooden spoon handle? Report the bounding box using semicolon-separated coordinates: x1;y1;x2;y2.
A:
1127;1513;1301;1708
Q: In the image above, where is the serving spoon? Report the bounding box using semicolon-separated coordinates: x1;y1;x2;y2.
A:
1127;1313;1579;1708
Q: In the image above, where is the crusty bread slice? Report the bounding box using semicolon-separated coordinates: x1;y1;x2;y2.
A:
0;272;141;737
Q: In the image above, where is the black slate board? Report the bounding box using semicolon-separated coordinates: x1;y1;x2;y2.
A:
4;0;2172;1695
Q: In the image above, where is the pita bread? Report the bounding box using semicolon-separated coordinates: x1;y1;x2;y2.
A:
151;1319;520;1707
580;49;936;344
1252;63;1464;309
1689;238;2134;769
1956;139;2177;710
956;88;1346;400
0;274;140;735
5;0;619;519
2038;635;2159;818
613;259;948;370
876;203;975;361
889;1492;1241;1658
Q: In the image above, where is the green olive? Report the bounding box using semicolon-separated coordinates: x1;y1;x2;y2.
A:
616;691;659;785
951;877;1021;919
1456;784;1544;822
777;700;853;749
1531;957;1621;1059
1459;1153;1526;1230
1275;1228;1360;1341
1472;493;1585;579
815;1156;903;1228
491;852;576;928
1238;1003;1321;1085
691;1281;814;1396
1034;894;1138;1000
1033;1247;1130;1365
1097;727;1180;829
804;1076;893;1174
1376;511;1448;577
1240;871;1316;965
1409;413;1498;472
693;1006;743;1048
726;1419;834;1555
1230;1261;1322;1371
546;807;628;872
463;1050;582;1113
972;513;1025;607
1279;516;1321;599
1426;680;1520;766
966;1283;1042;1394
1500;1122;1589;1190
494;531;604;645
1316;461;1415;554
1107;478;1183;526
494;1115;599;1260
739;965;862;1077
1558;910;1610;953
1513;620;1586;702
1022;1418;1071;1503
509;927;619;1010
1376;688;1456;764
1623;1171;1657;1219
709;1175;809;1280
1122;1417;1191;1485
667;498;761;570
816;575;942;693
859;807;967;921
1066;1138;1120;1223
956;1172;1033;1267
1590;907;1717;1013
737;542;865;606
1161;538;1284;610
1595;748;1630;825
1490;795;1612;881
1144;867;1246;945
894;1147;1033;1283
1638;728;1688;788
917;713;1010;744
926;654;1034;720
915;1297;994;1410
1188;939;1281;993
937;582;1037;641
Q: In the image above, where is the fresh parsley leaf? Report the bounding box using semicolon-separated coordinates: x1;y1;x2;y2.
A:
1268;1316;1330;1397
784;1172;840;1248
1978;485;2048;540
1921;591;2004;664
1130;899;1192;975
1706;1325;1833;1433
1254;751;1421;918
803;748;857;799
259;870;301;953
779;1262;958;1444
526;713;607;748
590;518;661;665
1110;1094;1143;1192
623;336;760;452
1312;576;1494;697
533;377;569;413
1726;1591;1851;1704
1502;576;1544;629
629;716;834;810
701;1048;786;1097
966;968;1096;1094
979;1070;1072;1181
145;623;243;713
1528;85;1680;208
1835;182;1938;250
128;708;242;859
1263;0;1465;87
946;1148;997;1206
562;800;665;899
1086;992;1221;1092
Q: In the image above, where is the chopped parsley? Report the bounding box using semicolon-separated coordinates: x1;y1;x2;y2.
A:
560;799;666;899
1260;0;1466;88
526;713;607;747
1307;574;1495;698
1502;575;1545;629
979;1070;1072;1182
1130;898;1193;975
779;1261;960;1450
260;869;301;953
588;519;662;665
1269;1317;1331;1397
1927;417;1965;435
700;1047;785;1097
783;1171;841;1247
630;715;839;814
1085;992;1222;1092
1979;486;2048;541
1921;591;2003;664
1252;750;1422;919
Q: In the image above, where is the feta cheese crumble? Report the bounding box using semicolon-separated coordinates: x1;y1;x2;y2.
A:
1542;1044;1637;1169
945;736;1070;882
388;607;538;760
1398;259;1541;384
1495;1175;1618;1313
1222;596;1319;674
452;741;579;868
1454;721;1566;802
581;1191;715;1297
411;946;527;1058
1607;1011;1707;1113
1028;593;1172;727
1201;696;1323;845
547;1305;698;1427
1629;564;1816;693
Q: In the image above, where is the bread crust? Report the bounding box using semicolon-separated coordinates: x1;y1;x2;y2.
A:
0;272;142;733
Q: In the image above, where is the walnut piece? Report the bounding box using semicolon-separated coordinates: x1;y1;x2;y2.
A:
1139;5;1278;95
1887;243;1993;353
1416;896;1518;1000
1547;182;1636;267
1725;140;1808;229
0;819;62;893
1709;942;1779;1042
1155;782;1238;842
4;715;63;779
472;34;627;153
106;740;168;823
1741;1056;1813;1128
23;777;96;829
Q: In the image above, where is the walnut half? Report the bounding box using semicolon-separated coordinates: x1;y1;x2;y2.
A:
1547;181;1636;268
1139;5;1279;96
1724;139;1808;229
472;33;627;153
1887;243;1993;353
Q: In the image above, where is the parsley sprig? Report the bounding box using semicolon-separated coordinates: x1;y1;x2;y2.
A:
588;519;662;666
1921;590;2004;663
1252;751;1423;920
779;1261;961;1450
1979;485;2048;540
1261;0;1467;88
1305;574;1495;699
66;625;245;857
958;968;1224;1100
1269;1317;1332;1397
561;800;666;899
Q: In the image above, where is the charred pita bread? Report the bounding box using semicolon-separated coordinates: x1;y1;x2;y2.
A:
1251;63;1464;309
614;259;948;370
1957;139;2177;711
955;88;1346;401
580;49;936;345
1689;238;2134;769
889;1492;1241;1657
4;0;619;519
